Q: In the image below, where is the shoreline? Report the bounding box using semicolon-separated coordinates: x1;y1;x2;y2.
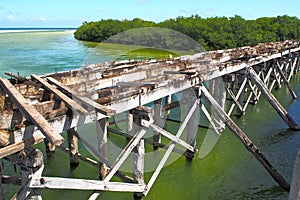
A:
0;28;76;34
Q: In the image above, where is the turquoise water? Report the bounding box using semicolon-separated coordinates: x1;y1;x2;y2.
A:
0;30;299;200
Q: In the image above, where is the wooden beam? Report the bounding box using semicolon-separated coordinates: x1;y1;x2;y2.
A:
248;68;299;130
201;85;291;191
47;77;115;116
103;129;147;182
275;61;297;99
29;177;145;192
227;77;247;116
0;78;64;146
31;74;88;115
142;121;196;152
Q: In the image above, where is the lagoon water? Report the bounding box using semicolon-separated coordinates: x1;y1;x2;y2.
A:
0;29;300;200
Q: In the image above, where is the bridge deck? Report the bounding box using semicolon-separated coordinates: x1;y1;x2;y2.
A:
0;39;299;199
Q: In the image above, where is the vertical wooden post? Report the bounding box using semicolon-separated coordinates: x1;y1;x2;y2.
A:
249;68;299;130
236;70;246;117
133;139;145;200
126;112;133;140
131;107;150;200
209;77;226;131
18;148;44;200
96;118;108;180
165;95;172;119
43;138;56;154
185;88;199;159
153;99;162;150
67;128;79;167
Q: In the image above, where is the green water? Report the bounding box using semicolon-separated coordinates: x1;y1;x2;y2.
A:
0;30;299;200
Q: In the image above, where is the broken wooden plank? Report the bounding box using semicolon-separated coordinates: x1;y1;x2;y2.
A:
0;129;10;146
31;74;88;115
0;134;44;158
0;78;64;146
46;77;115;116
5;72;29;82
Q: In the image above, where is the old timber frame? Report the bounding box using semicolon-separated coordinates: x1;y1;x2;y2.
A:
0;40;300;199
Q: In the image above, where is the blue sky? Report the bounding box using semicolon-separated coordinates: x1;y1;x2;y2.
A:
0;0;299;28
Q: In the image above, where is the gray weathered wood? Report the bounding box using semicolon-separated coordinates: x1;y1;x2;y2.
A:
249;68;299;130
275;61;297;99
153;99;162;149
0;78;64;146
142;120;195;152
143;99;199;196
0;134;44;159
31;74;88;115
29;177;145;192
201;85;291;191
133;139;145;199
47;77;115;116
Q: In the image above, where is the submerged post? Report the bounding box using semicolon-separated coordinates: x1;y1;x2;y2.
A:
96;118;108;180
67;128;79;167
153;99;162;150
209;77;226;131
185;88;199;159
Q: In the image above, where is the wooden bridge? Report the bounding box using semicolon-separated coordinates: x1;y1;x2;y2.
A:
0;39;299;199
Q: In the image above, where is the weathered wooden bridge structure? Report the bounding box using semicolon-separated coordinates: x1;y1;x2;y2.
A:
0;39;299;199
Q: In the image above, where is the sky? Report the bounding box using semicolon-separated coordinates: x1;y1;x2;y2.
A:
0;0;299;28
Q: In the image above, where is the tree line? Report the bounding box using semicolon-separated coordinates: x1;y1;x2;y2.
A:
74;15;300;51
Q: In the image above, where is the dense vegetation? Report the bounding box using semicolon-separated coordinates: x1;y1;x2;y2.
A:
74;15;300;51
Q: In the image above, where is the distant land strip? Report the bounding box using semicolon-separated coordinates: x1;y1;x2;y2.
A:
74;15;300;51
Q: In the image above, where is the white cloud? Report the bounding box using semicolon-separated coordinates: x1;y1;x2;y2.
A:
29;17;48;22
6;15;16;21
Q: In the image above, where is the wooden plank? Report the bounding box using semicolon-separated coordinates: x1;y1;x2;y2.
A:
29;177;145;192
288;56;297;82
249;68;299;130
107;127;189;156
4;72;29;82
142;121;196;152
0;78;64;146
47;77;115;116
31;74;88;115
201;85;290;191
